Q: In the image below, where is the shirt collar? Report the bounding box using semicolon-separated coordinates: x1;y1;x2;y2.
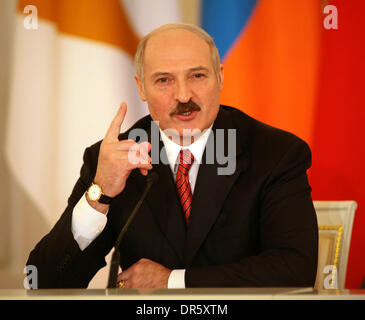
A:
159;125;213;171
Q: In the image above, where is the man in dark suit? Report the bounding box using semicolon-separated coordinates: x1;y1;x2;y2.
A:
27;23;318;289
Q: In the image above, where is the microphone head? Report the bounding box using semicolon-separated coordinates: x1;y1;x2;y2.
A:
147;171;159;184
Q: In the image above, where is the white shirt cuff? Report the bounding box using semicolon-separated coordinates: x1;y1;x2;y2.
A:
167;269;186;288
71;193;108;250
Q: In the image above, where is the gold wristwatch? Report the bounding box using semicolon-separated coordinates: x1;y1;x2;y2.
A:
86;182;113;204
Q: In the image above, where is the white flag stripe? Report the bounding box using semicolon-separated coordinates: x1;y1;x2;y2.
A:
122;0;182;36
56;35;148;213
6;15;148;224
6;16;59;223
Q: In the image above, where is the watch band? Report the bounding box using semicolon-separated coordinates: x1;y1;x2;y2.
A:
98;193;113;204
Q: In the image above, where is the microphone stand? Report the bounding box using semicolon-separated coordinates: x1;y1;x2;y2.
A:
107;172;158;289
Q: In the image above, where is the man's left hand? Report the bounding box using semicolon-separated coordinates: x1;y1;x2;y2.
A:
117;258;172;288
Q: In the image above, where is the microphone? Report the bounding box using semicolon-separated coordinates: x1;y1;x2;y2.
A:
107;171;158;288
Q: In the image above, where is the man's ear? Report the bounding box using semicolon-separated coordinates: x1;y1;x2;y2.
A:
218;64;224;91
134;74;147;101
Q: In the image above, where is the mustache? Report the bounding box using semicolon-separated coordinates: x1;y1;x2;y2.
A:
170;100;201;116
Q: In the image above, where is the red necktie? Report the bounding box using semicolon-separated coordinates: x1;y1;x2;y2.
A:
176;149;194;225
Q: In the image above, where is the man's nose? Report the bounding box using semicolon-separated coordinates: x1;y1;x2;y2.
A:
175;80;192;103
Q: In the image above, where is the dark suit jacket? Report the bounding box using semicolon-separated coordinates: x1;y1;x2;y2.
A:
27;105;318;288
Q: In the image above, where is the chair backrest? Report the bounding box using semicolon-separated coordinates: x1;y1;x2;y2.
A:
313;201;357;290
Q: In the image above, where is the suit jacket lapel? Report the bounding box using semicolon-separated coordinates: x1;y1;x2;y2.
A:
184;108;250;266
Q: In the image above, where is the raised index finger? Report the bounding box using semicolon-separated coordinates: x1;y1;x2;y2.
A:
104;103;127;142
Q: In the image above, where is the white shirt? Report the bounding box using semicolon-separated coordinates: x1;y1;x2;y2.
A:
71;125;212;288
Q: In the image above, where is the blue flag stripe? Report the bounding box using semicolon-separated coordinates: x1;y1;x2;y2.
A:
201;0;258;60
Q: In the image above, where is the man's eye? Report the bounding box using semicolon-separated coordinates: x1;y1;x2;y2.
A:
193;73;205;79
157;78;168;83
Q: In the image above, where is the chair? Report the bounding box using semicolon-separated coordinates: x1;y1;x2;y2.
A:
313;201;357;290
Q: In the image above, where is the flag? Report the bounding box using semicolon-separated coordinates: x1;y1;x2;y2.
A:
6;0;181;287
202;0;365;288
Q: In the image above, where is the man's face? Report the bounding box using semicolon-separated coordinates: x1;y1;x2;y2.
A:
135;29;223;138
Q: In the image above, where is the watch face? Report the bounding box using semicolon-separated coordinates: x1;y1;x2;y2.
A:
88;184;102;201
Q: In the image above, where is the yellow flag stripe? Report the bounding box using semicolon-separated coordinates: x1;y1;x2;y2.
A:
18;0;140;57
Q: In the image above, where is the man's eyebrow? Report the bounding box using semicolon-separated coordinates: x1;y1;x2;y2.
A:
188;66;210;73
151;71;172;79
